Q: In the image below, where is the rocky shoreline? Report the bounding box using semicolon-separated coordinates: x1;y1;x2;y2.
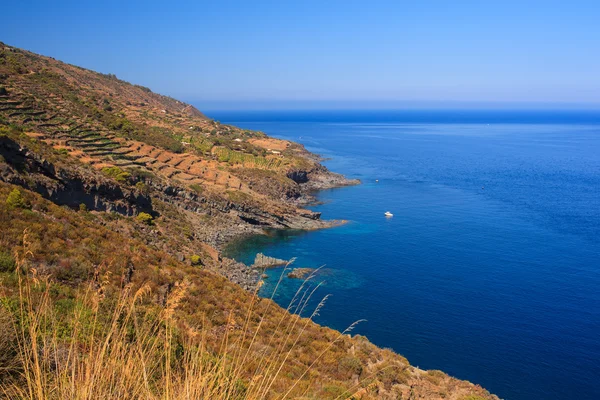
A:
296;168;360;206
214;166;358;290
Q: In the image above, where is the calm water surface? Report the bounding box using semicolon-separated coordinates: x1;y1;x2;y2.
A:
206;110;600;400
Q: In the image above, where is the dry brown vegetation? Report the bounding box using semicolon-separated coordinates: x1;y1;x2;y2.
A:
0;185;497;399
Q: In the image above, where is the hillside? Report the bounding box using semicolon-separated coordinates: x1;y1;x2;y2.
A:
0;41;498;399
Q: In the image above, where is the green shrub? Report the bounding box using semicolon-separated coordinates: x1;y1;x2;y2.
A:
79;203;87;212
6;188;29;209
101;166;130;184
135;181;149;193
136;212;153;225
190;255;203;266
189;184;203;194
0;251;15;273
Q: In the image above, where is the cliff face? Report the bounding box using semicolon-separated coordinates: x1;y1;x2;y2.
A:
0;42;498;399
0;135;153;215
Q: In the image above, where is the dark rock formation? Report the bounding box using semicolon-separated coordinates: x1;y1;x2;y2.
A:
287;169;309;183
0;136;153;216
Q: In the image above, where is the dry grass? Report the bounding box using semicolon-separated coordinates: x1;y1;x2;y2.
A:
1;242;366;400
0;184;500;400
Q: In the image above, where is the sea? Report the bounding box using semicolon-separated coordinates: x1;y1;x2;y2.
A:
204;109;600;400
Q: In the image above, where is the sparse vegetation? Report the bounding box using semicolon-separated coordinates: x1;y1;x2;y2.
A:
226;190;252;204
135;212;153;225
101;166;131;183
135;181;149;193
214;147;282;169
190;254;203;266
189;183;203;194
0;250;15;273
5;188;29;209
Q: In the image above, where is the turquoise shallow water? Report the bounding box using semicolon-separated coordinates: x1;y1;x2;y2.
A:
208;110;600;400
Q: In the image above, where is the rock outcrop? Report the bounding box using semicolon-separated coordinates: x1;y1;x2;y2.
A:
252;253;290;269
0;136;153;216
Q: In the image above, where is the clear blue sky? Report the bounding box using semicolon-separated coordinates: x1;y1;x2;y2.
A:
2;0;599;109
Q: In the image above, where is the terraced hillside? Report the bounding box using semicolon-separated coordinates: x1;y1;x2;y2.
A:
0;49;313;204
0;41;342;286
0;42;498;399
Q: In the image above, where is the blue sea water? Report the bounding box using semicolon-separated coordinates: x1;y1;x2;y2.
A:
207;109;600;400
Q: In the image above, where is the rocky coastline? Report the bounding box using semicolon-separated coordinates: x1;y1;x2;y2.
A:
214;165;357;290
0;131;355;292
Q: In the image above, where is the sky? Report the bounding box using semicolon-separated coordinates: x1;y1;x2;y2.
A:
2;0;600;110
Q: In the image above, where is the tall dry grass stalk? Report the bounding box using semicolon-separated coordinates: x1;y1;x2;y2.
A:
0;237;369;399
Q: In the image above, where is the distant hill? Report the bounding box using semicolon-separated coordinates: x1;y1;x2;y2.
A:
0;41;498;399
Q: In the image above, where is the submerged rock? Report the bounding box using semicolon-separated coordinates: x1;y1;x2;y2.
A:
287;268;315;279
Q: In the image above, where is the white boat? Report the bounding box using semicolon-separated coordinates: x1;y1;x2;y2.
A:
384;211;393;217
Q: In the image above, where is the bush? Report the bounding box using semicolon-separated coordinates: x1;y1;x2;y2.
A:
136;212;153;225
135;182;149;194
79;203;87;212
190;255;203;266
6;188;29;209
101;167;130;184
425;369;445;385
129;168;156;182
189;184;203;194
339;356;363;377
0;251;15;273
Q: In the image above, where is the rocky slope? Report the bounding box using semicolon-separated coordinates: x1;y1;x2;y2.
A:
0;41;498;399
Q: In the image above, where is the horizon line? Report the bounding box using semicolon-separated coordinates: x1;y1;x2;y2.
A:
189;100;600;112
